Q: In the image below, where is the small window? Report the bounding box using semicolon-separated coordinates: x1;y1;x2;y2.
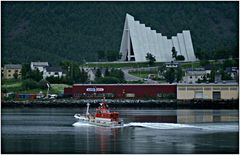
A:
230;87;237;91
15;70;18;72
8;70;11;72
190;76;192;79
8;74;11;77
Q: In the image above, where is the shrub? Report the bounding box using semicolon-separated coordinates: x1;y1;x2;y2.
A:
96;77;120;84
22;79;38;90
38;79;49;89
176;55;185;61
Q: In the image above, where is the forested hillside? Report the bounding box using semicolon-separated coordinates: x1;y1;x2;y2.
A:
2;2;238;65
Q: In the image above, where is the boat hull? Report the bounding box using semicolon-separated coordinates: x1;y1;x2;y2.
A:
74;114;124;127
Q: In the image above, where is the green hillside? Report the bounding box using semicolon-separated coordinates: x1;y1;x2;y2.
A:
2;2;239;65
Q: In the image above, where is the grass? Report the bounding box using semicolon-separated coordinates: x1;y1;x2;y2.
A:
128;69;159;78
128;72;149;78
127;80;144;84
2;79;70;95
2;79;21;85
17;84;71;94
181;61;201;69
83;61;206;71
50;84;71;94
2;79;22;92
18;88;46;94
2;82;22;88
81;62;164;68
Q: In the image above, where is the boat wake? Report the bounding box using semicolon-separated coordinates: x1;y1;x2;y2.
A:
125;122;238;131
124;122;195;129
72;122;94;127
73;121;238;131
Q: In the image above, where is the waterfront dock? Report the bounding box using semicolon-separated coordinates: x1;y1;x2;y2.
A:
2;99;238;109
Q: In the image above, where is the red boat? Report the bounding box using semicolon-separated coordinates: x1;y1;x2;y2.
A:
74;98;124;127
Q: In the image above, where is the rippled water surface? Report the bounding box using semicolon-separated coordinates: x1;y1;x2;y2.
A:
1;107;239;154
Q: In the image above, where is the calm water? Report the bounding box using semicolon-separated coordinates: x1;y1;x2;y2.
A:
1;107;239;154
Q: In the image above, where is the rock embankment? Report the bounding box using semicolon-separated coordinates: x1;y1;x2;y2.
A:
2;99;238;109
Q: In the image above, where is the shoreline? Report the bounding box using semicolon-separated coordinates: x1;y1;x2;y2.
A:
1;99;238;109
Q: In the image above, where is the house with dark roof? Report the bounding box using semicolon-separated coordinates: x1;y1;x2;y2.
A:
3;64;22;79
43;66;66;79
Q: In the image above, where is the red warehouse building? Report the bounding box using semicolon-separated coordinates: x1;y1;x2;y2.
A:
64;84;177;99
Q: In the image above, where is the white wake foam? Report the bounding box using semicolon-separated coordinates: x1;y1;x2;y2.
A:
73;121;238;132
125;122;238;131
124;122;195;129
72;122;94;127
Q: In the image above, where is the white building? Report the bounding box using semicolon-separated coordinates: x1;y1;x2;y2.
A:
43;67;66;79
30;62;49;72
84;68;96;82
165;62;179;68
83;67;106;82
182;68;208;84
119;14;197;62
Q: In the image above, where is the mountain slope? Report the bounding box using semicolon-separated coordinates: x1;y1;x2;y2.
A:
2;2;238;64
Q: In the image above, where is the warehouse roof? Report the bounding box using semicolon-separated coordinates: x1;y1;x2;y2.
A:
177;82;239;86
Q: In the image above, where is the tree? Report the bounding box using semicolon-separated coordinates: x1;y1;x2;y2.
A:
106;51;119;61
213;49;232;60
96;77;120;84
46;76;61;84
28;69;43;82
220;69;232;80
95;68;102;78
79;68;88;83
209;67;216;82
22;79;39;90
97;51;106;61
164;68;175;84
13;72;18;79
176;55;185;61
145;53;156;66
171;47;177;59
197;78;201;83
104;68;110;76
38;79;49;89
158;64;166;74
202;75;207;82
60;60;72;71
195;50;208;60
109;68;125;82
176;67;183;83
21;63;31;79
223;59;235;68
61;61;83;84
200;59;210;67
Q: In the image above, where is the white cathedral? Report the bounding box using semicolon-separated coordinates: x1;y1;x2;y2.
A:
119;14;197;62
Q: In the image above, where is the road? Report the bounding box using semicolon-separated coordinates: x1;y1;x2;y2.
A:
122;68;159;84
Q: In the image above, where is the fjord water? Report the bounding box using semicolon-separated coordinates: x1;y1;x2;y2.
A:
1;107;239;154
